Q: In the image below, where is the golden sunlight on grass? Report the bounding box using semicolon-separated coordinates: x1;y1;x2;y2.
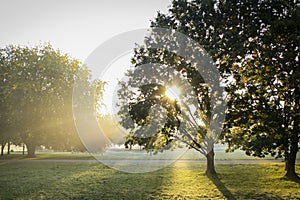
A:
155;162;226;199
0;161;299;199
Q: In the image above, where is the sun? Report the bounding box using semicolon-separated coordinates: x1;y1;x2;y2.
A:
165;86;181;101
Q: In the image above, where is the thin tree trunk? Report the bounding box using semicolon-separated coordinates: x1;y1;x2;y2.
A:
206;149;216;175
7;142;10;155
22;143;25;155
1;143;5;156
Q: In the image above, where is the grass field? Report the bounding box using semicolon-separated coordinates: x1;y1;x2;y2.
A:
0;161;299;200
1;146;299;199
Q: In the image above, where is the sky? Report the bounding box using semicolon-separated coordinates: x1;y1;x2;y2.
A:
0;0;172;113
0;0;171;60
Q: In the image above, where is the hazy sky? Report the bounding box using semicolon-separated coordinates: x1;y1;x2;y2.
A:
0;0;171;61
0;0;172;113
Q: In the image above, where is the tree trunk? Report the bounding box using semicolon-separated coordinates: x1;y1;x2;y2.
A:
285;147;299;179
284;126;299;179
1;143;5;156
7;142;10;155
22;143;25;155
285;85;300;180
26;143;36;158
206;149;216;175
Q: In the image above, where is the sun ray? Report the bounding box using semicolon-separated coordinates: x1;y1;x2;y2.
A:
165;86;181;101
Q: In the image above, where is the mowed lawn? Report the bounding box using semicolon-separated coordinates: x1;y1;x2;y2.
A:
0;160;299;200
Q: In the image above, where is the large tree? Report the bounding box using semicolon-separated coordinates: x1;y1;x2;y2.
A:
117;34;224;175
0;44;92;156
222;2;300;179
117;0;299;177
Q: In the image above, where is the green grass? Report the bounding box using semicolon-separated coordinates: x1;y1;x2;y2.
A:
0;161;299;199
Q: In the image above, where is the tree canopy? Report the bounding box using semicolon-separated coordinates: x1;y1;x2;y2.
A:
0;44;103;156
221;1;300;179
117;0;299;177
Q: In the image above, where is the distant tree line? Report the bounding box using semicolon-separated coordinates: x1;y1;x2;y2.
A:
0;44;103;157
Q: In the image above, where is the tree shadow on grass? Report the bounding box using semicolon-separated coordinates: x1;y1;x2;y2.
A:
207;174;237;200
32;162;167;200
233;192;284;200
282;175;300;184
209;174;285;200
0;161;99;199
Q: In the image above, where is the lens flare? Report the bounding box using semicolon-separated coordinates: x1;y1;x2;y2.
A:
165;86;181;101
